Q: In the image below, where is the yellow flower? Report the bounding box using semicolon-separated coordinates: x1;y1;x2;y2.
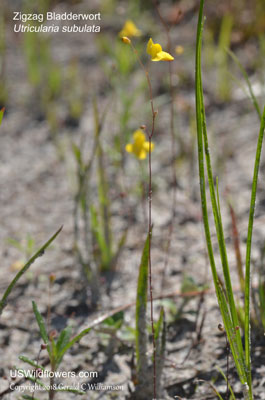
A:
125;130;154;160
119;20;141;38
147;38;174;62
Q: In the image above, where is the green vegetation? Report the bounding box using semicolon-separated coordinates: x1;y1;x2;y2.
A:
1;1;265;399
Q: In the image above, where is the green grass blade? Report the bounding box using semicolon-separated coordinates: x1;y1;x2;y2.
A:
0;226;62;315
215;179;244;359
200;50;242;353
72;142;83;168
245;105;265;395
90;205;109;266
32;301;49;345
109;229;128;270
258;279;265;329
55;326;72;367
155;307;166;396
19;356;45;371
94;96;112;267
217;283;247;383
154;307;164;342
135;232;150;375
51;337;58;362
195;0;229;308
227;48;262;120
215;177;222;220
97;144;112;266
15;368;49;391
197;0;243;359
0;107;5;125
57;312;111;362
58;327;92;361
195;0;219;297
195;0;248;387
217;367;237;400
56;326;72;354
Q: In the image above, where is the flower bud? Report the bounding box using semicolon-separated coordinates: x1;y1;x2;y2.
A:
49;330;58;340
218;323;224;332
122;36;131;44
49;273;56;285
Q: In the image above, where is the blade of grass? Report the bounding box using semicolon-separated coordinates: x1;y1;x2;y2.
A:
195;1;233;324
109;229;127;270
90;204;109;266
155;307;166;397
258;279;265;329
57;311;112;362
94;97;112;270
0;107;5;124
217;367;237;400
0;226;62;315
135;232;150;376
195;0;220;320
18;356;45;371
214;178;243;360
154;307;164;341
195;0;248;388
196;379;224;400
32;301;49;345
56;326;72;355
15;368;49;391
245;105;265;396
200;50;243;362
228;200;245;292
55;326;72;367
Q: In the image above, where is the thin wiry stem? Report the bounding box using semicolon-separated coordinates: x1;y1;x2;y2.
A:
129;40;157;399
152;0;178;294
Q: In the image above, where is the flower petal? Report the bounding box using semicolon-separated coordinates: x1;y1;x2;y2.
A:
147;38;154;55
125;144;133;153
119;20;141;38
143;142;154;152
154;51;174;61
151;44;162;59
133;130;146;143
147;38;173;61
138;150;147;160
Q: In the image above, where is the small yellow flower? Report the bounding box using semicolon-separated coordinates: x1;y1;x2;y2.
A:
175;45;184;55
122;36;131;45
119;20;141;38
147;38;174;62
125;130;154;160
